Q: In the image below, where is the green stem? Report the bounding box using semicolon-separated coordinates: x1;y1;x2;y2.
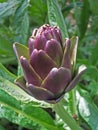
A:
53;100;83;130
69;89;77;115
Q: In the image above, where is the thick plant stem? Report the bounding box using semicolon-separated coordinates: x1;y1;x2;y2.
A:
53;100;83;130
69;89;77;116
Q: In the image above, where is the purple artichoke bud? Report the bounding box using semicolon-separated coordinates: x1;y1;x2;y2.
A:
13;24;86;103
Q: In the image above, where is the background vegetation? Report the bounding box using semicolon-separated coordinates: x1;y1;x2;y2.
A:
0;0;98;130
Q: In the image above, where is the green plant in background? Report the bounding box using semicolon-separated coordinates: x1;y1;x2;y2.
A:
0;0;98;130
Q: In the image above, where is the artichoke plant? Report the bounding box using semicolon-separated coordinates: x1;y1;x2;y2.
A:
13;24;86;103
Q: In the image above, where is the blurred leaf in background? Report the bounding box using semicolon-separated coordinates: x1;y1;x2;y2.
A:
0;0;98;130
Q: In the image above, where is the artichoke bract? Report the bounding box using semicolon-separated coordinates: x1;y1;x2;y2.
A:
13;24;86;103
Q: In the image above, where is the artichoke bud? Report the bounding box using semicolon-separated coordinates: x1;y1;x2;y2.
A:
13;24;86;103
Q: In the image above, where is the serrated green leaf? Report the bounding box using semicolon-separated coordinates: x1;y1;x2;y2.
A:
77;91;98;130
29;0;47;25
47;0;68;38
0;34;16;64
0;76;61;130
0;63;16;82
13;0;29;44
0;0;21;19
